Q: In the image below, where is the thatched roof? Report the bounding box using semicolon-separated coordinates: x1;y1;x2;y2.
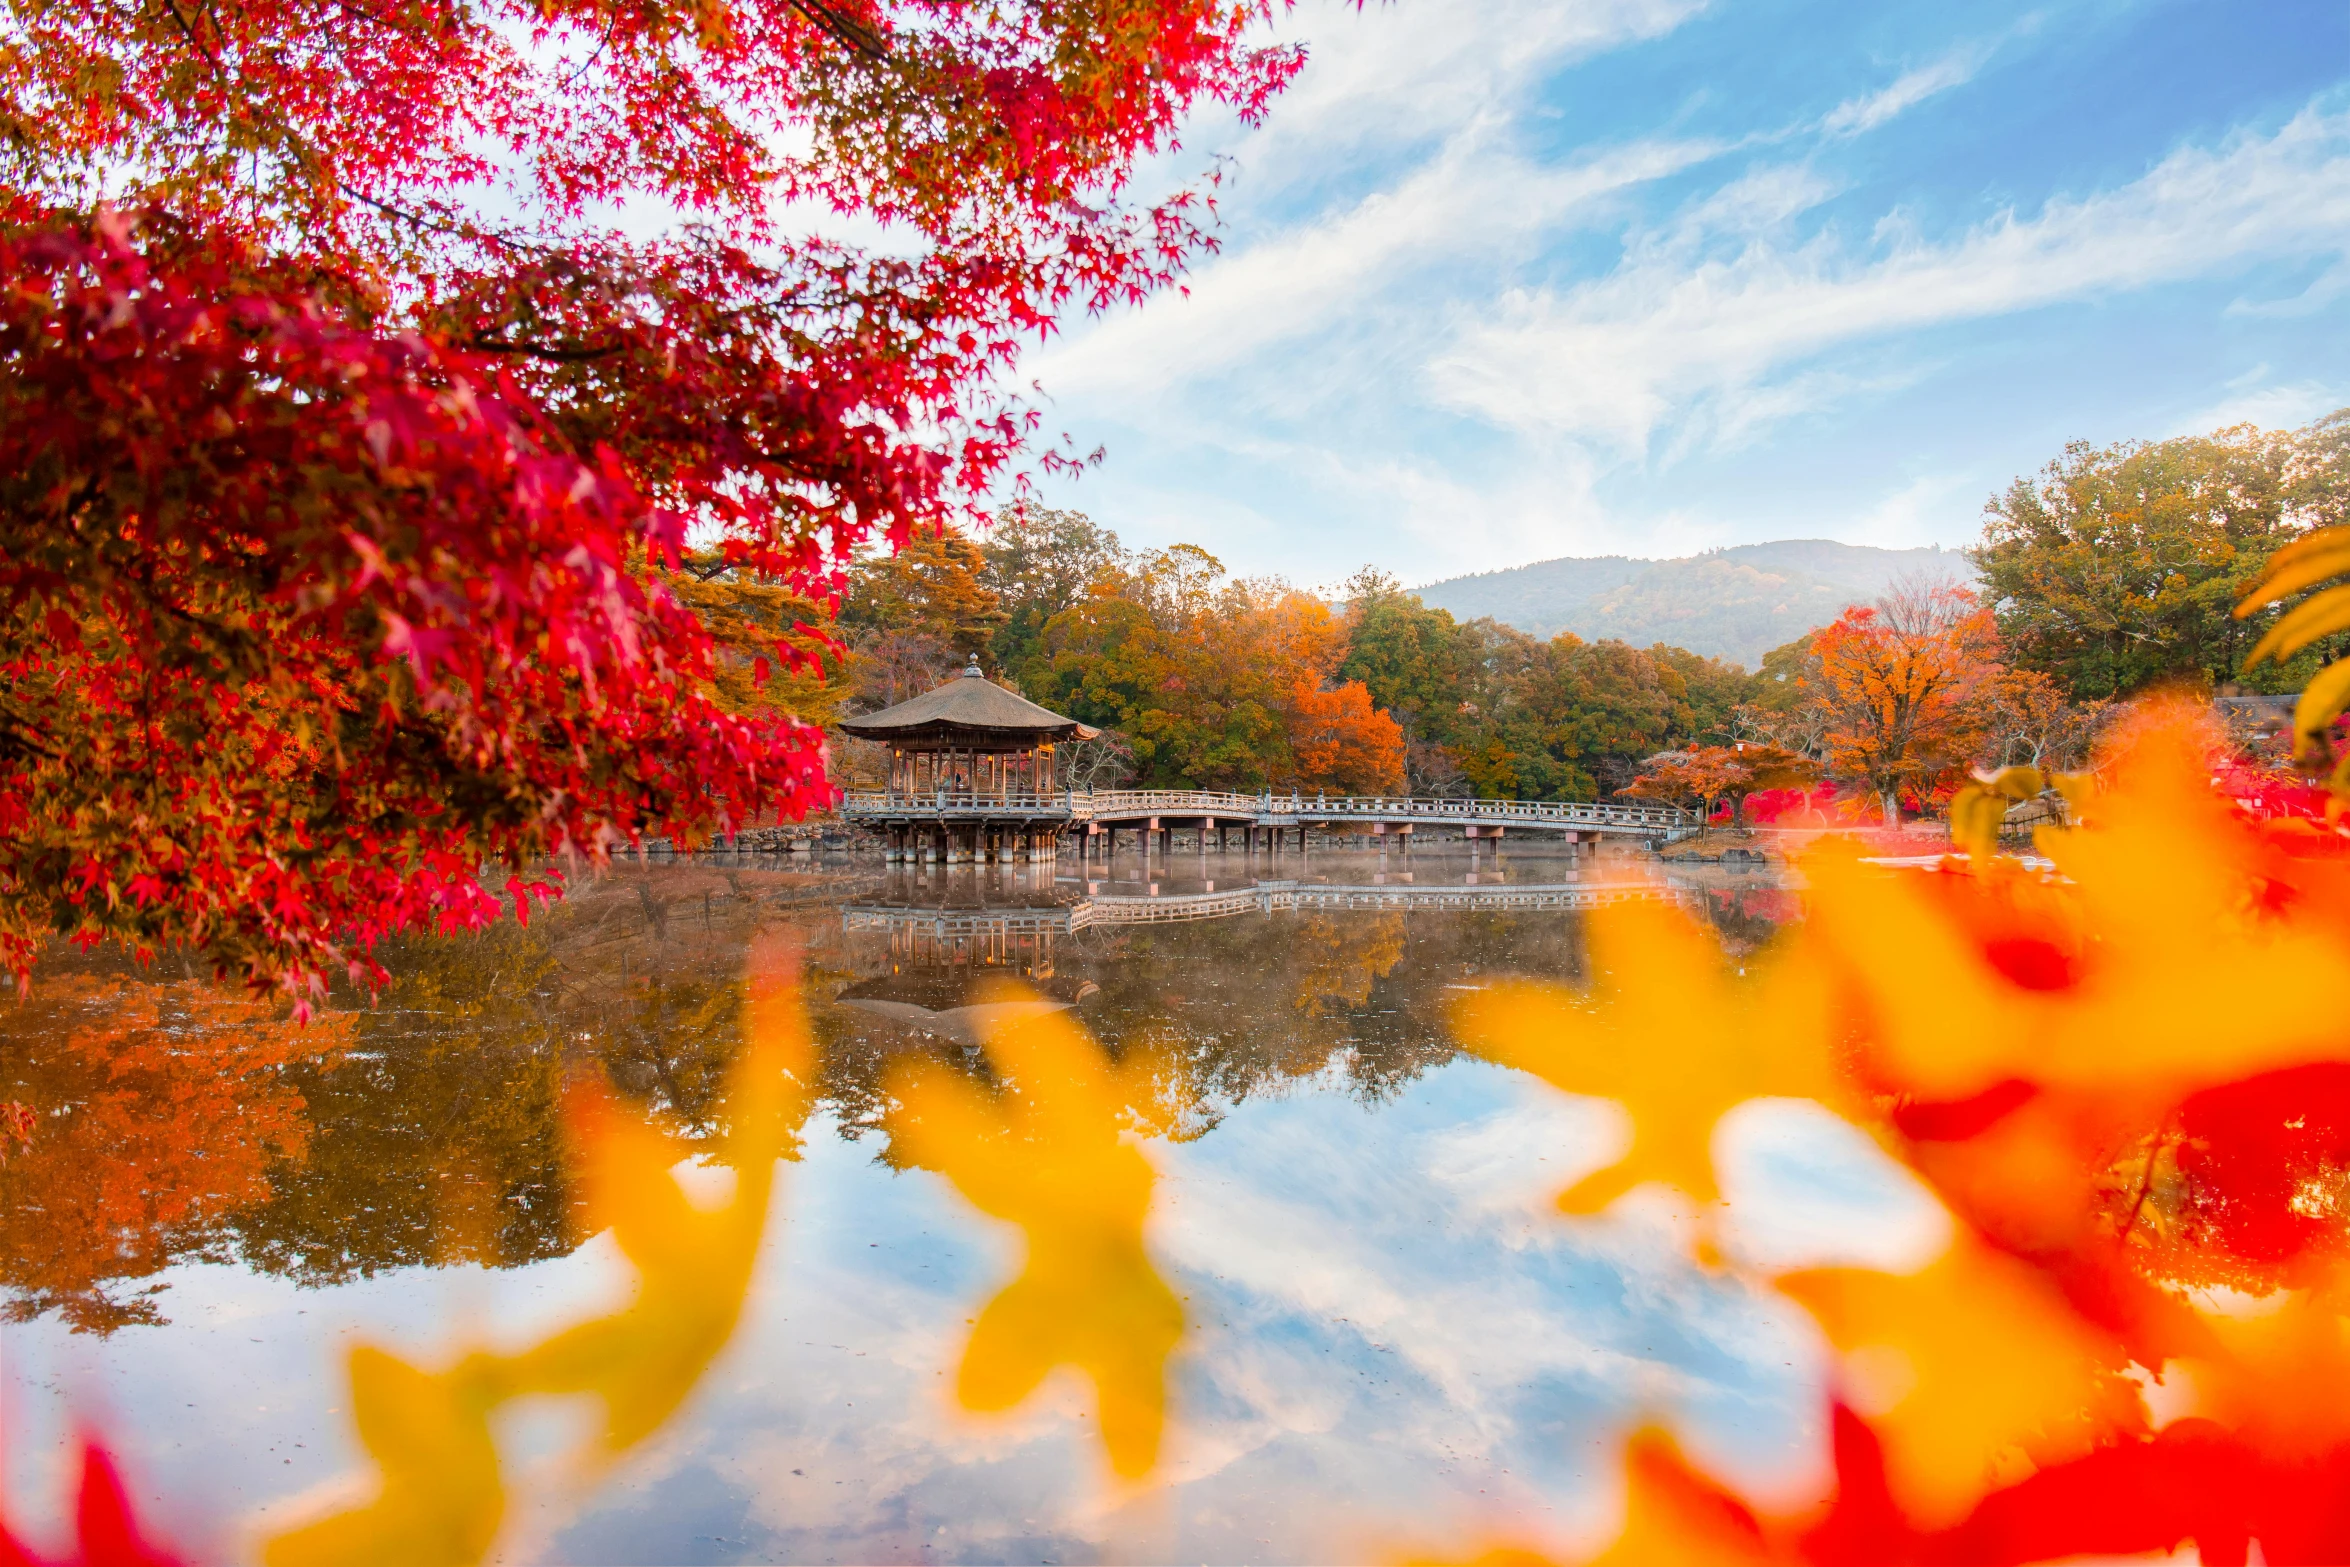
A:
837;658;1097;748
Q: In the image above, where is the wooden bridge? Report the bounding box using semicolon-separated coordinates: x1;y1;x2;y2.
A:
837;788;1693;864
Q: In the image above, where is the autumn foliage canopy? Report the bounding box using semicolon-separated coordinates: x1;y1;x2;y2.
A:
0;0;1313;995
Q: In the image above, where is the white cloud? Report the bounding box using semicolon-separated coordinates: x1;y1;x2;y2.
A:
1832;471;1983;551
1428;106;2350;454
1035;127;1724;404
1030;0;1723;408
2169;376;2344;437
1232;0;1711;173
1821;46;1986;136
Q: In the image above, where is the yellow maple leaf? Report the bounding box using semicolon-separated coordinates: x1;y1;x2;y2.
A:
499;929;815;1452
1450;900;1838;1215
264;932;816;1566
885;981;1184;1479
1779;1239;2131;1529
1803;708;2350;1108
261;1346;503;1567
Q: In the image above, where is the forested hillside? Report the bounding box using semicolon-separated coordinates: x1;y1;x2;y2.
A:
1418;540;1975;667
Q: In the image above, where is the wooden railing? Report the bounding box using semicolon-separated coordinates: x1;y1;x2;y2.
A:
1077;790;1689;831
839;790;1075;816
838;788;1690;833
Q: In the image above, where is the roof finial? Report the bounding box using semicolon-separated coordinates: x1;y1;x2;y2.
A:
962;654;983;678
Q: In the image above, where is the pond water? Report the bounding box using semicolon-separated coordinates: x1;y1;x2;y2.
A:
0;846;1940;1565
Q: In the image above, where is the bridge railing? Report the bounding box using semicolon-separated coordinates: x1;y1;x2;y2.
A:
839;790;1074;816
839;787;1691;830
1078;790;1688;829
1077;789;1263;818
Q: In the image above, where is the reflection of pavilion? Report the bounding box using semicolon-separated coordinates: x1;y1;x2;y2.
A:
831;965;1098;1044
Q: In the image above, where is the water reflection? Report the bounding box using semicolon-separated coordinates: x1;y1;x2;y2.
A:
0;851;1875;1564
0;978;344;1331
1;853;1786;1329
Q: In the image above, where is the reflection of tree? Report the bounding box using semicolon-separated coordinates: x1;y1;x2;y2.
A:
1701;887;1806;952
1290;914;1406;1020
237;888;806;1283
2;859;1811;1330
233;926;575;1283
813;905;1599;1163
0;868;870;1327
597;970;750;1140
0;979;345;1332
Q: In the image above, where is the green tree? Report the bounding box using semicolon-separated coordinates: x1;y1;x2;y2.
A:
1970;423;2343;699
1415;622;1756;803
1337;569;1479;789
840;528;1008;670
980;506;1130;682
670;558;845;730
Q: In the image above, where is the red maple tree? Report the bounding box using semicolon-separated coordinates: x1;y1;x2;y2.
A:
0;0;1310;997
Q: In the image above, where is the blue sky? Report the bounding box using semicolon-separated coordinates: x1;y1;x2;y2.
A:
1020;0;2350;590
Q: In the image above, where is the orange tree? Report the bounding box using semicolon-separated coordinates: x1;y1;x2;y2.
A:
1029;547;1405;793
1806;581;2002;825
0;2;1311;997
1623;742;1820;827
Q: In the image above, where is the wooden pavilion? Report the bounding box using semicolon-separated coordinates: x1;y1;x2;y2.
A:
837;657;1096;864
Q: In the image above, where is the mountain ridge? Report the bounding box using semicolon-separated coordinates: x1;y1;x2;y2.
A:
1415;539;1977;669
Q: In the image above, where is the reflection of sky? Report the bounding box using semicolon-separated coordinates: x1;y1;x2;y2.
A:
3;1060;1943;1565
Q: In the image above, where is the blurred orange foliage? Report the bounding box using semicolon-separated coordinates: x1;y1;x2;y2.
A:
1438;696;2350;1564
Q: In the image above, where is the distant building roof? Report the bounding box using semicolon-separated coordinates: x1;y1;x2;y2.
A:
837;657;1098;748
